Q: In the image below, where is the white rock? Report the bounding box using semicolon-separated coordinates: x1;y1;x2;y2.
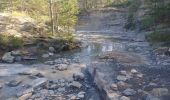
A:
77;91;85;98
29;78;47;89
120;70;127;75
120;96;130;100
131;69;138;74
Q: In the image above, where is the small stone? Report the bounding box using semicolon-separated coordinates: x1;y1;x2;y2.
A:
117;81;130;90
48;52;54;56
77;91;85;98
2;52;15;63
49;47;55;52
120;70;127;75
18;71;32;75
34;73;44;78
151;88;169;97
123;88;136;96
29;78;47;89
71;81;82;88
56;64;68;71
18;92;32;100
110;83;118;91
131;69;138;74
57;87;65;92
17;88;34;97
136;74;143;78
120;96;130;100
146;94;160;100
44;61;54;65
70;95;77;100
42;54;49;58
6;80;22;87
149;82;157;87
11;50;21;56
73;72;85;81
117;75;127;81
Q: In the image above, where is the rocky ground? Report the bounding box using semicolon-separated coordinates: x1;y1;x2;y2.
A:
0;7;170;100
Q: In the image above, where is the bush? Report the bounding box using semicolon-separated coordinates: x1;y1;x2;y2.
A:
146;31;170;42
0;34;24;49
125;0;141;30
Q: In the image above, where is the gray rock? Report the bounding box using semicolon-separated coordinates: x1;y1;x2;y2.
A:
17;88;34;97
110;83;118;91
44;61;54;65
49;47;55;52
123;88;136;96
6;80;22;87
29;78;47;89
151;88;169;97
136;74;143;78
42;54;49;58
146;94;160;100
70;95;77;100
57;87;65;92
34;73;44;78
120;96;130;100
70;81;82;88
120;70;127;75
2;52;15;63
73;72;85;81
18;92;32;100
56;64;68;71
117;75;127;81
11;50;21;56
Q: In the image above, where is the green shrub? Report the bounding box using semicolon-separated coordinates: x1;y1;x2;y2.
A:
0;34;24;49
125;0;141;30
146;31;170;42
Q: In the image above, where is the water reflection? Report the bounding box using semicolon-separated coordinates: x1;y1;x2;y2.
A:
87;42;124;54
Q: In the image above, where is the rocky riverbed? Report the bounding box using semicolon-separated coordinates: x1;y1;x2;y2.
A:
0;7;170;100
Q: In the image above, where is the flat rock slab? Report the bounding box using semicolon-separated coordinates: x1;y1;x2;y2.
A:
29;78;47;89
99;51;148;65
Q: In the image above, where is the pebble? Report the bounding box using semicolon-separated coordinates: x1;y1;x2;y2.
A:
57;87;65;92
56;64;68;71
77;91;85;98
110;83;118;91
71;81;82;88
117;75;127;81
6;80;22;87
123;88;136;96
73;72;85;81
131;69;138;74
120;96;130;100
